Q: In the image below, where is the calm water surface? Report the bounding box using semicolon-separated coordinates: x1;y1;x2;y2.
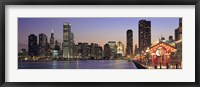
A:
18;60;137;69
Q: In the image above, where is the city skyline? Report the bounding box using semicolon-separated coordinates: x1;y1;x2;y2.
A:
18;18;179;51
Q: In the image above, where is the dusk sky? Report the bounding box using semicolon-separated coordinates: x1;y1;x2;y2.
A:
18;18;180;51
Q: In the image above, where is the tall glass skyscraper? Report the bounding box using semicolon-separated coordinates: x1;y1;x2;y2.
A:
63;22;74;59
126;29;133;58
28;34;38;57
39;33;48;57
50;30;55;49
108;41;117;59
138;20;151;52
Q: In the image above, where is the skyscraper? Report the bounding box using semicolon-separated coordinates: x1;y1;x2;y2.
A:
117;41;124;58
70;32;74;58
104;44;111;59
108;41;117;59
138;20;151;52
52;40;61;59
134;44;139;56
63;22;73;59
54;40;61;51
126;29;133;58
72;43;78;59
175;29;179;41
90;43;96;58
82;43;90;59
28;34;38;57
50;30;55;49
39;33;48;57
175;18;182;41
95;46;103;59
77;42;83;58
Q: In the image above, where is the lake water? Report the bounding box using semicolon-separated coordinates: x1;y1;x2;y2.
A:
18;60;137;69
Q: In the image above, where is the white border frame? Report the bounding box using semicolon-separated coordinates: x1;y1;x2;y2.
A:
5;5;195;82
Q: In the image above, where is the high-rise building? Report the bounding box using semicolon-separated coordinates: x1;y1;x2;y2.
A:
52;40;61;59
117;41;124;58
90;43;96;58
77;42;83;58
19;48;28;59
104;44;111;59
28;34;38;57
175;18;182;41
126;29;133;58
96;46;103;59
82;43;90;59
72;43;78;59
175;29;179;41
54;40;61;51
63;22;74;59
39;33;48;57
89;43;102;59
108;41;117;59
70;32;74;58
134;44;139;56
46;43;51;57
50;30;55;49
138;20;151;52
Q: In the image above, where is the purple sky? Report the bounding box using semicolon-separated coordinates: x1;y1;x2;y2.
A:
18;18;179;51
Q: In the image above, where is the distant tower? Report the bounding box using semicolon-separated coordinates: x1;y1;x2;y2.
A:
63;22;74;59
138;20;151;52
175;29;179;41
134;44;138;56
175;18;182;41
104;44;111;59
28;34;38;57
126;29;133;58
117;41;124;57
108;41;117;59
70;32;74;58
50;30;55;49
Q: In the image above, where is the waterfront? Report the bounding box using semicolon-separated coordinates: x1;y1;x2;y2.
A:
18;18;182;69
18;60;137;69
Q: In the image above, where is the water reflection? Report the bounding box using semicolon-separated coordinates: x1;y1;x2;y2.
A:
18;60;137;69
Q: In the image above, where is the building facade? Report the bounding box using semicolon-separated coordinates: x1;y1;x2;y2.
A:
117;41;124;58
52;40;61;59
126;29;133;58
134;44;139;56
50;30;55;49
108;41;117;59
175;18;182;41
39;33;48;57
138;20;151;52
95;46;103;59
82;43;90;59
28;34;38;57
63;22;73;59
104;44;111;59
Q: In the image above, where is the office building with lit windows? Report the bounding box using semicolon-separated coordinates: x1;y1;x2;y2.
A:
138;20;151;52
